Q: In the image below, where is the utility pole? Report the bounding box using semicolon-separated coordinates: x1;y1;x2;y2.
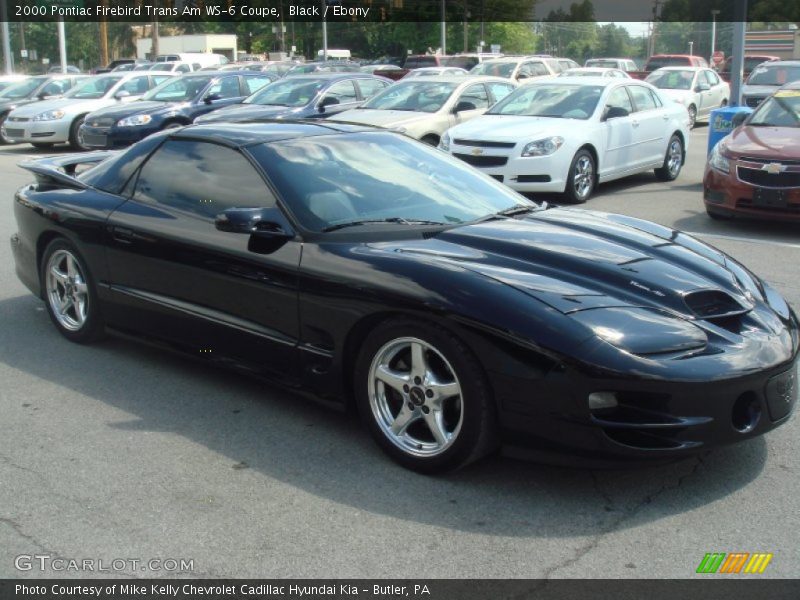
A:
710;9;720;65
1;0;11;75
648;0;661;56
730;0;748;106
440;0;446;56
99;0;109;66
58;19;68;73
462;0;468;53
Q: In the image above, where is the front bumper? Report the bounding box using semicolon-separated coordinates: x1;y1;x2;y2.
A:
704;162;800;221
79;123;158;149
448;143;568;193
2;117;71;144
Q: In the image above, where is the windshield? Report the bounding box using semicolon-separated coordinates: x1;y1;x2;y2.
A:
748;90;800;127
443;56;479;70
488;83;603;119
142;76;210;102
65;76;123;99
560;69;605;77
747;64;800;86
0;77;45;99
361;81;459;113
253;132;532;232
470;62;516;78
646;57;691;70
646;69;695;90
586;59;620;68
244;78;324;107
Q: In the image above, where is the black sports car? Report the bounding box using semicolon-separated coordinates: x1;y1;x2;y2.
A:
10;122;798;472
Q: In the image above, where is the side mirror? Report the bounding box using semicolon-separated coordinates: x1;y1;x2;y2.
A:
732;111;749;128
317;96;340;113
516;72;529;80
603;105;629;120
215;207;294;253
204;92;222;104
453;100;477;113
695;83;710;92
114;90;131;100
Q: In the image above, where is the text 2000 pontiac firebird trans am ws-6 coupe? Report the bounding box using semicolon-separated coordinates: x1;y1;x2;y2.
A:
9;121;798;472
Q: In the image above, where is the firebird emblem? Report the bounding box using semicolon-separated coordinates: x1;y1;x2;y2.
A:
762;163;786;175
471;147;483;156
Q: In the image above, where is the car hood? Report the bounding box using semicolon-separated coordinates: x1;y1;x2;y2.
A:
9;97;111;117
196;103;297;122
447;114;570;141
724;125;800;159
371;208;775;322
741;84;778;97
330;109;434;128
86;101;179;121
0;97;36;113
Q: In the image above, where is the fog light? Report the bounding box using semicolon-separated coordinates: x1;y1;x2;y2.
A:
588;392;618;411
732;392;761;433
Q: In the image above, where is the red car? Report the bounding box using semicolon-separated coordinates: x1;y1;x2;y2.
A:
704;82;800;221
717;54;780;81
629;54;710;79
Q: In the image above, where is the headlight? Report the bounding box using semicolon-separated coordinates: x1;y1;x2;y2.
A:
521;136;564;157
116;114;153;127
439;131;451;151
571;307;707;356
709;142;730;174
33;110;65;122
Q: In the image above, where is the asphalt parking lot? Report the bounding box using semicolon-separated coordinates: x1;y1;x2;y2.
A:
0;126;797;579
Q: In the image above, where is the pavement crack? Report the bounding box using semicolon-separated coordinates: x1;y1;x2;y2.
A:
0;516;61;557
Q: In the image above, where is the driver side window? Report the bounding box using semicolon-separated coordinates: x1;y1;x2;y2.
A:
605;87;634;115
457;84;489;110
323;80;358;105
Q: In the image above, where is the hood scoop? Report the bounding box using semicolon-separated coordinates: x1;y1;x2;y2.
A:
684;290;752;319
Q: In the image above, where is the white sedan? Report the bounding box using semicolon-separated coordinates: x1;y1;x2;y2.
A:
558;67;630;78
645;67;729;128
440;77;691;202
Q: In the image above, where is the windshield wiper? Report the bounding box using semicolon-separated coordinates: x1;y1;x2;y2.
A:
497;204;537;217
322;217;446;232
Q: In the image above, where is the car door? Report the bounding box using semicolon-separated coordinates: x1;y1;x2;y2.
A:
104;138;302;381
704;69;727;108
626;84;667;167
599;85;637;177
448;82;491;127
189;75;247;120
314;79;360;118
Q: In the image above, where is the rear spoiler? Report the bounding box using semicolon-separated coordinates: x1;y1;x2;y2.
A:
18;151;117;190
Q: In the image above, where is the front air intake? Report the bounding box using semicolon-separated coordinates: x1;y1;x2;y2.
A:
684;290;748;319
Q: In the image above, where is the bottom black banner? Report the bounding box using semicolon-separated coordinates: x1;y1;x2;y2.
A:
1;580;799;600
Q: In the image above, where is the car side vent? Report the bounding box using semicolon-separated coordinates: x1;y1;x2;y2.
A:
684;290;747;319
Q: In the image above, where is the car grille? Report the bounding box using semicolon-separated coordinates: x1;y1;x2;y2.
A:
453;139;516;148
744;96;766;108
7;116;30;123
86;117;115;128
453;153;508;167
81;133;108;147
4;128;24;138
736;198;800;214
736;162;800;189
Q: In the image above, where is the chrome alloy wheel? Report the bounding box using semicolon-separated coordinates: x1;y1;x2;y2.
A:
667;138;682;177
573;155;594;200
45;249;89;331
368;337;464;457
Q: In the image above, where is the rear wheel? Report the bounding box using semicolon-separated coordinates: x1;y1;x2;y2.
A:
40;238;105;343
563;148;595;203
354;319;497;473
421;134;440;146
654;135;684;181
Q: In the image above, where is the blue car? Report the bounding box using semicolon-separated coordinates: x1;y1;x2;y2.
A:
194;73;392;124
80;71;275;149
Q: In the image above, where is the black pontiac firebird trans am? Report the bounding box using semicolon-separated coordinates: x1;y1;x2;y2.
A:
10;121;798;472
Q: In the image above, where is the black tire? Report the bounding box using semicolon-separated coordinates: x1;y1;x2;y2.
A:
687;105;697;129
161;121;184;130
421;134;440;146
563;148;595;204
40;238;105;343
68;115;88;150
354;318;497;473
706;208;730;220
31;142;54;150
654;134;684;181
0;113;14;145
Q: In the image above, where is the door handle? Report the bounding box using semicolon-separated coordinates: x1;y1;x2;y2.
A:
632;120;640;128
662;114;670;120
111;226;135;244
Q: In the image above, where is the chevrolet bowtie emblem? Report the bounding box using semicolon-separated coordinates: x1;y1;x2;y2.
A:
762;163;786;175
471;147;483;156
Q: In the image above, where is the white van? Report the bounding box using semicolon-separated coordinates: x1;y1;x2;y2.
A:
156;53;229;68
316;49;351;61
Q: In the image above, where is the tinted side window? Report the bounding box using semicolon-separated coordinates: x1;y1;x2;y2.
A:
629;86;657;111
207;76;242;99
119;76;151;95
705;70;720;85
244;75;273;95
133;140;274;219
42;79;71;96
487;83;515;103
324;80;358;104
356;78;389;99
458;84;489;110
648;88;663;107
532;63;550;76
605;86;634;114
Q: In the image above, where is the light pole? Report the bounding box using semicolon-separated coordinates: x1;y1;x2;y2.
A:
58;18;68;73
688;41;693;56
440;0;446;56
1;0;12;74
710;9;720;65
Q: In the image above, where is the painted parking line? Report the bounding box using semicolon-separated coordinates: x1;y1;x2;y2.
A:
685;231;800;250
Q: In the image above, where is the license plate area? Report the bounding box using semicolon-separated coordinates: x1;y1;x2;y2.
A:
765;366;797;421
753;187;787;208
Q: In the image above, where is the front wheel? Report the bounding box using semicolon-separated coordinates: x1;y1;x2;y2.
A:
563;149;595;203
0;113;14;145
31;142;54;150
654;135;684;181
41;238;105;343
687;105;697;129
354;319;497;473
69;115;88;150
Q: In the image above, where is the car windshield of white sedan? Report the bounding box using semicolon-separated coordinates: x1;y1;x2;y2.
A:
488;84;603;119
748;91;800;127
255;132;533;232
470;62;516;78
360;81;459;113
143;76;212;102
646;70;695;90
244;78;325;107
747;65;800;86
65;76;123;99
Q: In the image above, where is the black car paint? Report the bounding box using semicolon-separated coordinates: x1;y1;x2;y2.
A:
10;123;798;464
